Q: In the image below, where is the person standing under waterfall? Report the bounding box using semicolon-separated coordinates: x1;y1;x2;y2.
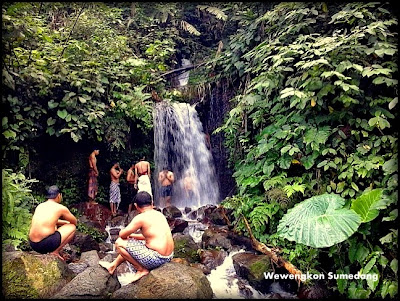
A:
183;169;196;203
110;162;123;217
87;148;100;208
135;156;153;199
127;162;138;215
99;191;174;283
158;167;174;207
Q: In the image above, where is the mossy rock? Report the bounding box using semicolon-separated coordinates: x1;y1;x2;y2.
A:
2;251;75;299
173;233;200;263
232;252;273;292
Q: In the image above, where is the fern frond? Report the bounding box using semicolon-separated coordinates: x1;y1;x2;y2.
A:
180;20;201;36
197;5;228;21
283;183;306;198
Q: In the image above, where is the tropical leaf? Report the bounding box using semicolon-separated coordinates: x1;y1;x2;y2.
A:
351;189;385;223
180;20;200;36
197;5;227;21
277;193;361;248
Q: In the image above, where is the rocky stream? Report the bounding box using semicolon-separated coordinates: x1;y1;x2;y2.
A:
2;202;329;299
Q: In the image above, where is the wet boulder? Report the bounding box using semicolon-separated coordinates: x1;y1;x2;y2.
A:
71;231;100;253
109;215;128;227
173;233;200;263
232;252;273;293
202;226;233;251
208;207;229;225
111;262;213;299
195;204;217;221
52;266;120;299
2;251;75;299
168;218;189;233
162;205;183;218
199;249;227;271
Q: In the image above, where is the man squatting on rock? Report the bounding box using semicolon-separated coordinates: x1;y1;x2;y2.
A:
28;185;77;261
99;191;174;283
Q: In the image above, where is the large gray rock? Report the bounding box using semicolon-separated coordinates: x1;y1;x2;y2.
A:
80;250;100;267
111;262;213;299
2;251;75;299
52;266;120;299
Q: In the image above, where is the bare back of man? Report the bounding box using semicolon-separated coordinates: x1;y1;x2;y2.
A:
135;158;153;197
29;193;77;260
99;191;173;283
158;169;174;207
127;210;174;255
135;160;150;177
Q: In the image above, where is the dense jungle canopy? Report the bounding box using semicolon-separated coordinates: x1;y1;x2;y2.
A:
1;2;398;299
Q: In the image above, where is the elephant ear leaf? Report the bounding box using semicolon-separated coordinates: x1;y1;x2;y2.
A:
277;193;361;248
351;189;385;223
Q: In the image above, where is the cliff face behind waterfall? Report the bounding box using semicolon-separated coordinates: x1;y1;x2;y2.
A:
195;80;237;200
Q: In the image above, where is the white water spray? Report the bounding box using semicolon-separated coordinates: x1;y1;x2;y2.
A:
153;102;220;208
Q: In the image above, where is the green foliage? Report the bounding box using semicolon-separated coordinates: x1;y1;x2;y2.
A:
351;189;387;223
1;2;154;158
216;2;397;298
76;223;107;243
2;169;38;249
277;193;361;248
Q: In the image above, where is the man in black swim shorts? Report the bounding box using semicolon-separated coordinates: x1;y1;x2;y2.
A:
158;166;174;207
28;185;77;260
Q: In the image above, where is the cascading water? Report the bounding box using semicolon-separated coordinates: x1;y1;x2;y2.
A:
153;102;220;209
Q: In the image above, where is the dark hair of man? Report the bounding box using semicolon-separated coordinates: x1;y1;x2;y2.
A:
134;191;152;208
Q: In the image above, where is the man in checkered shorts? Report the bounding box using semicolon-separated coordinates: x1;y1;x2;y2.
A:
99;191;174;283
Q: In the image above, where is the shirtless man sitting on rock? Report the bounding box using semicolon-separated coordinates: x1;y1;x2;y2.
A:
99;191;174;283
28;185;77;261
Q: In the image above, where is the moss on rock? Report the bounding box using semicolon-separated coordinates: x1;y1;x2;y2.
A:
2;251;74;299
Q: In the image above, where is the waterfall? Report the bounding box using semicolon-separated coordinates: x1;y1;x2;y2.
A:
153;102;220;209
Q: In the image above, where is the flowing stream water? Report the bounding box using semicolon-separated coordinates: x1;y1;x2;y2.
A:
101;101;297;298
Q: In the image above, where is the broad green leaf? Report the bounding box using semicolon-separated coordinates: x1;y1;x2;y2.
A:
388;97;398;110
2;117;8;127
57;109;68;119
366;266;379;292
262;162;274;177
351;189;384;223
3;130;17;139
47;117;56;126
48;100;59;109
390;259;398;274
382;209;398;222
277;193;361;248
382;158;397;175
362;257;376;274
